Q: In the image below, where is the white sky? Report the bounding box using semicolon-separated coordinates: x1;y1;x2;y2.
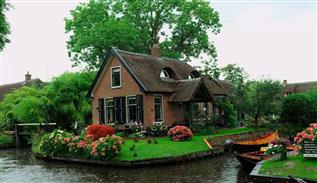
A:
0;0;316;84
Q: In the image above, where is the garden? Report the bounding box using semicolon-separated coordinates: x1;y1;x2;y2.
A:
258;123;317;181
32;123;263;162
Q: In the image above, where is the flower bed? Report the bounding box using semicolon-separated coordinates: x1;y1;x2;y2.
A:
38;127;123;160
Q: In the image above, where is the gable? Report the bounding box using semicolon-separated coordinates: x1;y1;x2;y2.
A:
88;48;147;98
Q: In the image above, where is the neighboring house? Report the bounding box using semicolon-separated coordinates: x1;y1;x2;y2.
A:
283;80;317;96
0;72;43;101
87;46;229;128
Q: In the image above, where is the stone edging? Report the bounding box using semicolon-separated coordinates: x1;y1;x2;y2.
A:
35;147;224;167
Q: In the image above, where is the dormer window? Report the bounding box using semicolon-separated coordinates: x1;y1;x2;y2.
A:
188;73;195;80
111;66;121;88
160;70;170;78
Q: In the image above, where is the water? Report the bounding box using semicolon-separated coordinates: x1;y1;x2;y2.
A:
0;148;251;183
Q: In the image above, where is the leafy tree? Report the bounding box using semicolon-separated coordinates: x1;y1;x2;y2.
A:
0;0;10;51
0;87;50;129
244;79;284;127
45;72;95;129
65;0;221;70
200;58;221;79
280;89;317;129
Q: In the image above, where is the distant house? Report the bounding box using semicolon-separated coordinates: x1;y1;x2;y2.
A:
0;72;43;101
283;80;317;96
87;46;229;128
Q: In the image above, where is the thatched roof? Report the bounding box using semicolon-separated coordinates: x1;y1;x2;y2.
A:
0;78;43;101
284;81;317;94
88;47;229;101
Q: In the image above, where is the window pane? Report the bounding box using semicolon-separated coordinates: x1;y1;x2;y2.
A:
112;67;121;87
128;97;136;105
106;107;113;122
154;96;162;103
106;99;113;107
154;104;162;122
128;106;137;122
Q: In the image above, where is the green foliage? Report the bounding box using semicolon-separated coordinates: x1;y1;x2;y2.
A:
65;0;222;70
218;99;238;128
0;72;94;130
0;87;50;129
244;79;284;127
44;72;95;129
0;0;10;51
145;123;168;137
281;90;317;129
0;132;14;148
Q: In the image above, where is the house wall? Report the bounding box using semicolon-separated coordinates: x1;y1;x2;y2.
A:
92;56;142;123
143;93;183;127
92;56;183;127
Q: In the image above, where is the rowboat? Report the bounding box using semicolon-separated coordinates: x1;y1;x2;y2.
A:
233;131;279;153
235;151;271;169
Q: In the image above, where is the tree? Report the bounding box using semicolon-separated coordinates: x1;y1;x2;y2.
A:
280;89;317;131
244;79;284;127
65;0;221;70
0;87;50;129
0;0;10;51
45;72;95;129
200;58;221;79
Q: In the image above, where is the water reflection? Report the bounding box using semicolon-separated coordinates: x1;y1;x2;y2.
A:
0;149;251;183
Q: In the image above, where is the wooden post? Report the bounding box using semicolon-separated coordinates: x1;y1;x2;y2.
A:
15;124;20;148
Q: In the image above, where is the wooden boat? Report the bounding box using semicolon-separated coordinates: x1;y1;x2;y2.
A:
236;151;272;169
233;131;279;153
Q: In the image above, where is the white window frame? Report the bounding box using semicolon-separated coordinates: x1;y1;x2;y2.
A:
126;95;137;124
160;70;169;78
153;95;164;123
111;66;121;88
105;97;114;123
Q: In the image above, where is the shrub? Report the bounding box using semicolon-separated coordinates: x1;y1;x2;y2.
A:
145;123;168;137
281;91;317;128
39;129;74;157
167;125;193;141
86;124;115;141
294;123;317;144
129;122;145;138
0;133;14;148
38;129;123;160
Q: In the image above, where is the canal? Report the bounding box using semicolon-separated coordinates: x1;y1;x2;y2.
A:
0;148;252;183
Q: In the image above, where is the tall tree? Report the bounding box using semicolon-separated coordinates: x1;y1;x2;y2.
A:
244;79;284;127
0;0;10;51
65;0;221;70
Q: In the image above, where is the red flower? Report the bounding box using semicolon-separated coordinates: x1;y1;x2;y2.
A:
86;124;115;141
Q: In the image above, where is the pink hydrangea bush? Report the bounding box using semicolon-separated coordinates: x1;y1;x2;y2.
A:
167;125;193;141
294;123;317;144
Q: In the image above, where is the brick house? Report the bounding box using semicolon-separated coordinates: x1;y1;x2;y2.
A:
87;46;229;128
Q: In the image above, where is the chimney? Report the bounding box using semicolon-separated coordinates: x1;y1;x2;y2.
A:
25;71;31;82
283;80;287;87
150;43;161;57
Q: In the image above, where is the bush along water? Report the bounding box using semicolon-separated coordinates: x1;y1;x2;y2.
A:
167;125;193;141
38;126;123;160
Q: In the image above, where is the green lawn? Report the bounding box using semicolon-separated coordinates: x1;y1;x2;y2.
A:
114;127;264;161
259;155;317;180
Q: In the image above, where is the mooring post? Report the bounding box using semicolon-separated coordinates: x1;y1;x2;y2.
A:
15;124;20;148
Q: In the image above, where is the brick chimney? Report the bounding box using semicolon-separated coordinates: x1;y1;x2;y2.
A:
150;43;161;57
283;80;287;87
25;71;31;82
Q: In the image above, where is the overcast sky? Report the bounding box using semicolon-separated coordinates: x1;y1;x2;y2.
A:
0;0;316;85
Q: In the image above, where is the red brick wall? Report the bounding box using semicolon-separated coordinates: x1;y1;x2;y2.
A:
92;56;142;123
92;56;184;127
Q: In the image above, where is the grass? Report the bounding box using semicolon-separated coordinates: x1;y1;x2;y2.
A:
259;155;317;180
114;127;264;161
0;132;14;148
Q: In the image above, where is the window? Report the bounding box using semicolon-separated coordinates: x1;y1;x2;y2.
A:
127;96;137;123
98;98;105;124
111;67;121;88
188;73;195;80
154;95;163;122
160;70;169;78
105;98;114;123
